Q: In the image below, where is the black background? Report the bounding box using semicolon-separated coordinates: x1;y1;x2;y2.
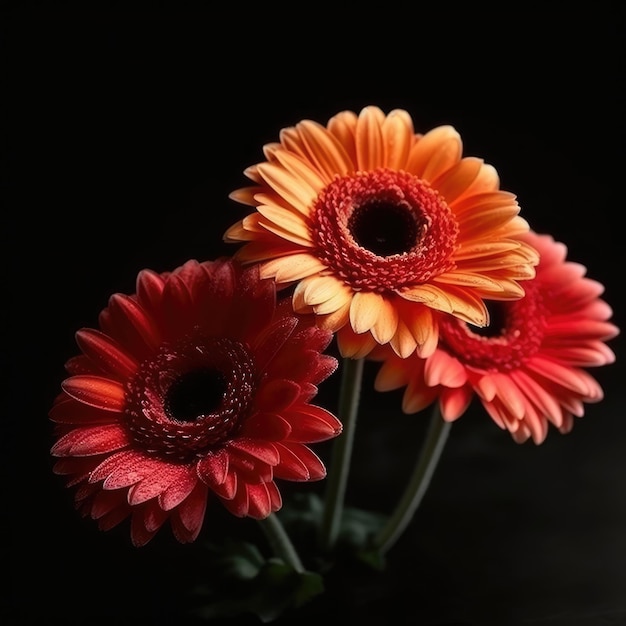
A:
5;5;626;625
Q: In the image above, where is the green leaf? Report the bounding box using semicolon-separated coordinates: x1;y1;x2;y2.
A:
189;542;325;623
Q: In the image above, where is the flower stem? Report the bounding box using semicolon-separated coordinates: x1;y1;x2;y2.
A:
372;403;452;556
259;512;305;574
318;356;364;554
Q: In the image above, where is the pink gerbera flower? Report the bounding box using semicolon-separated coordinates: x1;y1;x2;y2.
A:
50;258;341;546
372;231;619;443
224;105;539;359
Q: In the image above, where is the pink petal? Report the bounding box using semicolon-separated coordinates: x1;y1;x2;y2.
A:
440;386;473;421
525;356;594;395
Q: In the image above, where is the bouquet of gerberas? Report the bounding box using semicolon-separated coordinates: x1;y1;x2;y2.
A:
49;106;619;623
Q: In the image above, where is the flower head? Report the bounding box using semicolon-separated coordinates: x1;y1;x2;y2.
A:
224;105;539;359
50;258;341;546
372;232;619;444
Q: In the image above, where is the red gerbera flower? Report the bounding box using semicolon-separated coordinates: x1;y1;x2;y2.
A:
50;258;341;546
224;105;539;359
372;231;619;443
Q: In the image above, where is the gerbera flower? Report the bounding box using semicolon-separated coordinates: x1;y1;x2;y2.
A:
224;105;539;359
50;258;341;546
372;231;619;444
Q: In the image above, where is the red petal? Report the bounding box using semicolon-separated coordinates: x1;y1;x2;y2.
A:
131;507;160;546
135;268;166;313
196;450;229;487
159;467;199;511
225;265;276;341
89;449;163;489
219;480;248;516
91;489;127;519
160;269;196;339
271;443;310;480
240;412;292;440
51;424;129;457
246;483;273;519
61;375;126;412
128;463;190;505
212;471;237;500
175;481;209;535
281;405;343;442
277;442;326;481
98;504;131;532
75;329;138;379
49;396;115;425
228;439;280;465
101;454;166;490
105;293;161;357
267;346;337;384
252;316;299;373
255;379;301;412
89;450;143;482
143;499;169;532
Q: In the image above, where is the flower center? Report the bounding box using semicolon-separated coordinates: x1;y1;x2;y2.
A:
125;335;256;461
165;368;227;421
348;201;418;256
310;168;459;292
439;283;548;371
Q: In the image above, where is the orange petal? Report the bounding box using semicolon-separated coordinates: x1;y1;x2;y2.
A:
370;296;399;344
355;106;385;171
271;147;328;192
327;110;358;165
382;108;414;169
257;162;318;214
389;319;418;358
295;120;354;181
431;157;484;204
350;291;384;334
260;253;326;283
400;284;454;313
407;125;462;180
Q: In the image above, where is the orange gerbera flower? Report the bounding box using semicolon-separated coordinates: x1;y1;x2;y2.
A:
50;259;341;546
224;105;539;359
372;232;619;444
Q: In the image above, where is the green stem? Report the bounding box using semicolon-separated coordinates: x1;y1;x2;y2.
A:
318;357;364;553
372;404;452;556
259;512;305;573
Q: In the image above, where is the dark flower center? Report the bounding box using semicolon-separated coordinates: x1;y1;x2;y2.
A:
348;201;418;256
165;368;227;422
125;335;256;461
439;283;548;372
310;168;459;292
